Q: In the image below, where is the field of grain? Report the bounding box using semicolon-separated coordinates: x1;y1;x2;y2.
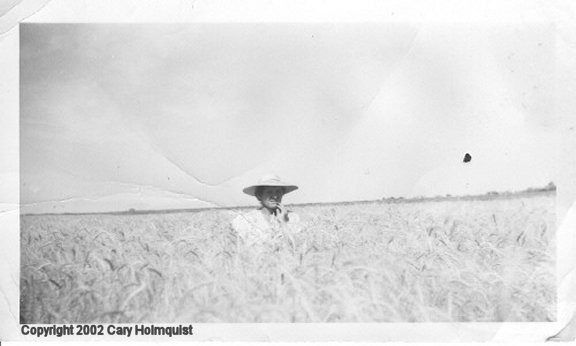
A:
20;192;556;323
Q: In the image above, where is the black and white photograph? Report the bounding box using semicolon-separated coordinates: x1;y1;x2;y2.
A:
19;22;559;324
2;0;576;342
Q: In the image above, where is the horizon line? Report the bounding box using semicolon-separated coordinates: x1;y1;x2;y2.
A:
21;185;556;217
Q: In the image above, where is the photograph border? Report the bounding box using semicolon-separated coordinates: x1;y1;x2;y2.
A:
2;0;576;342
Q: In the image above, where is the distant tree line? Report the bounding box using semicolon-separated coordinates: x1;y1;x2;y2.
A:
381;181;556;203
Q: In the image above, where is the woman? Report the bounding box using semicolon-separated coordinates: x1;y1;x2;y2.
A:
232;174;301;245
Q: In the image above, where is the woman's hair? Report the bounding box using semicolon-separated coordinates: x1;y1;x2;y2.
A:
255;186;264;200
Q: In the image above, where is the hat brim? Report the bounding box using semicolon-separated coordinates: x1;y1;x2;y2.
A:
243;184;298;196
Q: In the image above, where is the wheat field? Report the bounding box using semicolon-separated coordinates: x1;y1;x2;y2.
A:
20;192;556;323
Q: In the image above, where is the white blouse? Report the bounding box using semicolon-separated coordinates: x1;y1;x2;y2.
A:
231;208;302;244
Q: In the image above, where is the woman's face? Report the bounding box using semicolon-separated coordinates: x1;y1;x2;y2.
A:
258;186;285;210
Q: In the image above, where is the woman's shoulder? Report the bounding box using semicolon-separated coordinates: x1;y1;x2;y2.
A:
233;209;264;220
231;209;264;228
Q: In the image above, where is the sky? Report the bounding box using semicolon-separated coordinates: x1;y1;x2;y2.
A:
20;23;560;214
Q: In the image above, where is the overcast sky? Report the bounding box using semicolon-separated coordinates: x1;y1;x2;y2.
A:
20;23;560;213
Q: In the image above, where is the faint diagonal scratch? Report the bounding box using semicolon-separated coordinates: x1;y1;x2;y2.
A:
0;0;21;22
0;204;19;214
359;27;422;113
145;138;241;188
0;287;18;323
0;0;54;37
547;312;576;342
18;192;220;210
0;259;18;324
105;180;229;209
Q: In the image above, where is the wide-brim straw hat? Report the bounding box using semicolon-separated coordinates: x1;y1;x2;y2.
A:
243;174;299;196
